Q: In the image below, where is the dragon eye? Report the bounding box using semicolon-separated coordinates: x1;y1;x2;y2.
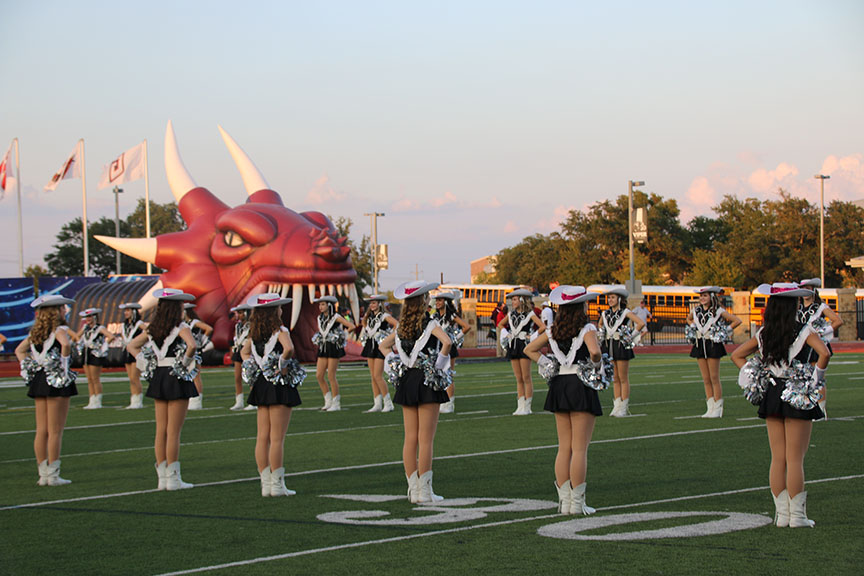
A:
224;230;246;248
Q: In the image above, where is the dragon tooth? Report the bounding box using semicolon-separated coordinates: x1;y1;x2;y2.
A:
290;284;303;330
336;284;344;296
328;284;335;296
281;283;290;298
307;284;315;303
319;284;326;300
348;284;360;323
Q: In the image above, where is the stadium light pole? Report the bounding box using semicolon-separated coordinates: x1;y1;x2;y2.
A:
628;180;645;294
814;174;830;287
365;212;385;294
113;186;123;275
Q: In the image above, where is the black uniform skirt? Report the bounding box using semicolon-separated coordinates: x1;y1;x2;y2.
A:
393;368;449;406
758;378;824;421
317;342;345;359
450;346;460;359
689;339;727;359
602;341;635;361
506;339;529;360
145;367;199;401
83;350;105;367
247;377;302;407
361;339;385;359
123;351;137;365
795;342;833;364
231;350;243;363
27;373;78;399
544;374;603;415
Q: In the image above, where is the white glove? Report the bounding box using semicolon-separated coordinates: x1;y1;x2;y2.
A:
591;358;603;371
183;354;196;370
537;355;554;371
813;366;826;385
435;352;450;370
279;357;291;372
61;355;70;373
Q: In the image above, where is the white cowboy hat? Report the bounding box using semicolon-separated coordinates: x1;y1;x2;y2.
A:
799;278;822;288
119;302;142;310
695;286;723;294
366;294;388;302
183;303;197;310
78;308;102;317
152;288;196;302
314;295;338;304
246;293;292;308
506;288;534;298
550;285;597;306
394;280;439;300
230;303;252;312
753;283;814;298
31;294;75;309
604;286;629;299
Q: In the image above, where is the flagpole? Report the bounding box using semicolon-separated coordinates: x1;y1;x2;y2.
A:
14;138;23;276
80;139;89;277
143;139;152;275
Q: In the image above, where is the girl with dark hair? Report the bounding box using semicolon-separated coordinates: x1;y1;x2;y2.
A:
183;304;212;410
74;308;115;409
686;287;742;418
241;293;305;497
128;288;200;491
16;295;78;486
525;286;608;515
599;288;645;417
312;295;356;412
229;304;253;411
497;288;545;415
432;291;471;414
797;278;842;418
732;283;830;529
360;295;398;413
119;303;146;409
379;280;452;503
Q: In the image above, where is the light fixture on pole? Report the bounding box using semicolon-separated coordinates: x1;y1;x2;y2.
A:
112;186;124;275
814;174;830;287
364;212;385;294
628;180;645;295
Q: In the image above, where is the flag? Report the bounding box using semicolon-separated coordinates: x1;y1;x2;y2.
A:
0;144;11;199
45;142;82;191
98;141;146;190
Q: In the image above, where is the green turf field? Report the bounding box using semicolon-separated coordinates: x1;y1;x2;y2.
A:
1;354;862;575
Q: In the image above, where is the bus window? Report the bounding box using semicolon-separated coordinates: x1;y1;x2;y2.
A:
674;296;683;306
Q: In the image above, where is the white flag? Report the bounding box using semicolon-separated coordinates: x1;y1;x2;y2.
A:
45;142;82;191
0;144;12;200
98;141;146;190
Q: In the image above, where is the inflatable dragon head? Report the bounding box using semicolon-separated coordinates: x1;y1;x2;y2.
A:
97;122;359;359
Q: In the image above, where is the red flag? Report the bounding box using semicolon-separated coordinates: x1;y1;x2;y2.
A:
0;144;12;199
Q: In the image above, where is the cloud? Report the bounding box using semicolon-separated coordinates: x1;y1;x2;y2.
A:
535;204;575;232
305;174;346;205
389;191;503;213
503;220;518;233
747;162;799;193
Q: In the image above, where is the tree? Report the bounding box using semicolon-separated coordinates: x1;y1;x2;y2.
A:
126;198;186;237
329;215;372;296
24;264;48;294
492;233;561;290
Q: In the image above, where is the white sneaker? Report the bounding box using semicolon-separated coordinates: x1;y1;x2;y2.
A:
229;393;245;410
439;399;454;414
188;395;203;410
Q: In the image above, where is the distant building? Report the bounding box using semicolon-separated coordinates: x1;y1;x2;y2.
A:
470;256;496;284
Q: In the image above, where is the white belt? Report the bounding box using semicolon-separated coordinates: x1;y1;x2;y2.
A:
559;364;580;375
157;358;177;367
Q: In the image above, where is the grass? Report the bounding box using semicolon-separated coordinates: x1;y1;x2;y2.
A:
1;354;862;575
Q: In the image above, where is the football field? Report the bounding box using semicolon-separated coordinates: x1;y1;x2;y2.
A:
1;354;862;575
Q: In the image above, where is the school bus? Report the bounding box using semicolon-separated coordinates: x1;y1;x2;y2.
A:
438;284;533;319
749;288;864;327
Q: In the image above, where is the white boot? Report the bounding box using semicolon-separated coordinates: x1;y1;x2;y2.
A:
326;395;341;412
45;460;71;486
270;467;296;496
321;391;333;411
772;489;790;527
817;399;827;421
614;398;630;417
188;395;203;410
259;466;271;497
555;480;572;515
382;394;394;413
789;491;815;527
610;397;622;417
407;471;419;503
701;398;716;418
524;396;533;415
244;403;257;411
439;398;454;414
709;398;724;418
155;461;168;490
513;396;526;416
84;394;102;409
125;393;144;409
37;460;49;486
229;393;245;411
569;482;596;515
364;395;383;413
417;470;443;503
165;461;193;490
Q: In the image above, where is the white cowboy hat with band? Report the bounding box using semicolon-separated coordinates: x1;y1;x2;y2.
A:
550;285;598;306
246;293;292;308
31;294;75;308
753;283;814;298
394;280;439;300
152;288;196;302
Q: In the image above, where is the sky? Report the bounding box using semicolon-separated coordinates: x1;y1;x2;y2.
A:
1;0;863;290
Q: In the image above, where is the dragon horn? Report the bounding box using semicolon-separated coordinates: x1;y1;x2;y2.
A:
164;120;197;203
217;125;270;196
94;235;157;265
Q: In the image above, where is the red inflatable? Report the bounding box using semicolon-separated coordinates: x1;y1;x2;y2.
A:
97;122;358;361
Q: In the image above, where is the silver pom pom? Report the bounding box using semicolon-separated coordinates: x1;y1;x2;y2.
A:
575;354;614;391
709;322;733;344
373;329;391;345
242;358;260;385
812;317;833;344
445;326;464;349
20;357;38;382
171;341;200;381
538;355;560;382
138;346;157;381
685;325;699;345
385;354;407;386
738;356;769;405
780;360;820;411
281;358;307;388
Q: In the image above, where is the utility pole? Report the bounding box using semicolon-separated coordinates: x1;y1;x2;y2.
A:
113;186;123;274
364;212;385;294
